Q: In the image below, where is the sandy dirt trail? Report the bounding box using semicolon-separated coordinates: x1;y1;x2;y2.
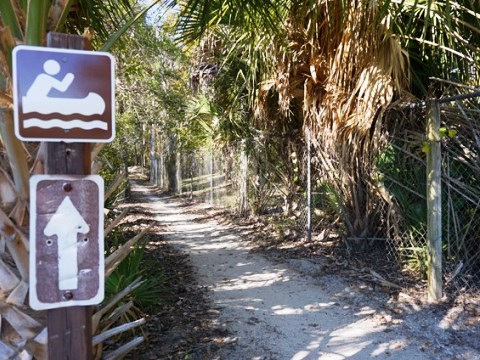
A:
133;180;478;360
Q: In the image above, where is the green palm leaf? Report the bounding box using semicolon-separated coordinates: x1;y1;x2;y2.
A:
0;1;23;40
176;0;286;42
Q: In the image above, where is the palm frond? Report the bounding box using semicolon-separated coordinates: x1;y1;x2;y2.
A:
48;0;76;33
176;0;286;43
0;1;24;40
25;0;49;45
389;0;480;93
101;0;174;51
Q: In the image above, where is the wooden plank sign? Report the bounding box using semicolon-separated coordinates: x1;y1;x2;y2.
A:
29;175;104;310
12;45;115;142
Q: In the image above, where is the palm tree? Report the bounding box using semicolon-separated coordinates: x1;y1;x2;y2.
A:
174;0;479;238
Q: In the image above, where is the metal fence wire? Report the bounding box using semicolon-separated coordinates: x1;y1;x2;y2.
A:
157;94;480;297
441;97;480;294
378;130;429;284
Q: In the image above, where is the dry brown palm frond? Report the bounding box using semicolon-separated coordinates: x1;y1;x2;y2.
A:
0;94;12;110
0;301;43;339
92;318;145;346
0;167;17;213
259;0;412;238
48;0;74;33
0;256;20;294
104;208;129;236
92;278;144;334
104;227;151;278
0;27;15;91
104;171;127;201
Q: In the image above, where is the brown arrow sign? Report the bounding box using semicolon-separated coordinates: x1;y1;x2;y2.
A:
29;175;104;310
13;45;115;142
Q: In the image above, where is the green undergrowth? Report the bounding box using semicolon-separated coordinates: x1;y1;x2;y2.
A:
104;225;170;327
105;242;168;309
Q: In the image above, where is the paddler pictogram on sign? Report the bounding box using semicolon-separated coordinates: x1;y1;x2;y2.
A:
12;45;115;142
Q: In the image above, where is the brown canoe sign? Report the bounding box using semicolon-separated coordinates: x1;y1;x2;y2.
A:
12;45;115;142
29;175;104;310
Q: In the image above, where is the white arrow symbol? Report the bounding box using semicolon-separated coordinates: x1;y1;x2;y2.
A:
44;196;89;291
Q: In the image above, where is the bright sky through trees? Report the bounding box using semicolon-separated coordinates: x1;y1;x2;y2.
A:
139;0;179;25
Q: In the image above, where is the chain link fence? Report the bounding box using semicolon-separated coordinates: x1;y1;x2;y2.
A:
441;95;480;295
153;94;480;298
375;125;429;285
180;147;238;208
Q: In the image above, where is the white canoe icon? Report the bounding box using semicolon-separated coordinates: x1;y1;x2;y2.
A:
22;59;106;116
23;92;105;116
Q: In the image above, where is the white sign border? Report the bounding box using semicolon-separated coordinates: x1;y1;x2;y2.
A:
29;174;104;310
12;45;115;143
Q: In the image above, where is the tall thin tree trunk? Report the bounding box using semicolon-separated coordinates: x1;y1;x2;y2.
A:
167;138;177;192
141;123;146;172
159;154;164;188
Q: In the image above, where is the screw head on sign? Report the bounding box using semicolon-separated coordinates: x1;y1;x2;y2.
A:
63;291;74;300
63;183;72;192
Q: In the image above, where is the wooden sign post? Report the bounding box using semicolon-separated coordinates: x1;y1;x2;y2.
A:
12;29;115;359
45;32;93;360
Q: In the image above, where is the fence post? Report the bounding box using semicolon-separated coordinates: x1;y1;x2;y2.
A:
306;129;312;241
150;124;156;184
158;153;164;188
141;123;146;172
190;151;194;199
239;141;248;215
427;99;443;302
159;133;164;188
210;146;214;204
176;152;182;194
